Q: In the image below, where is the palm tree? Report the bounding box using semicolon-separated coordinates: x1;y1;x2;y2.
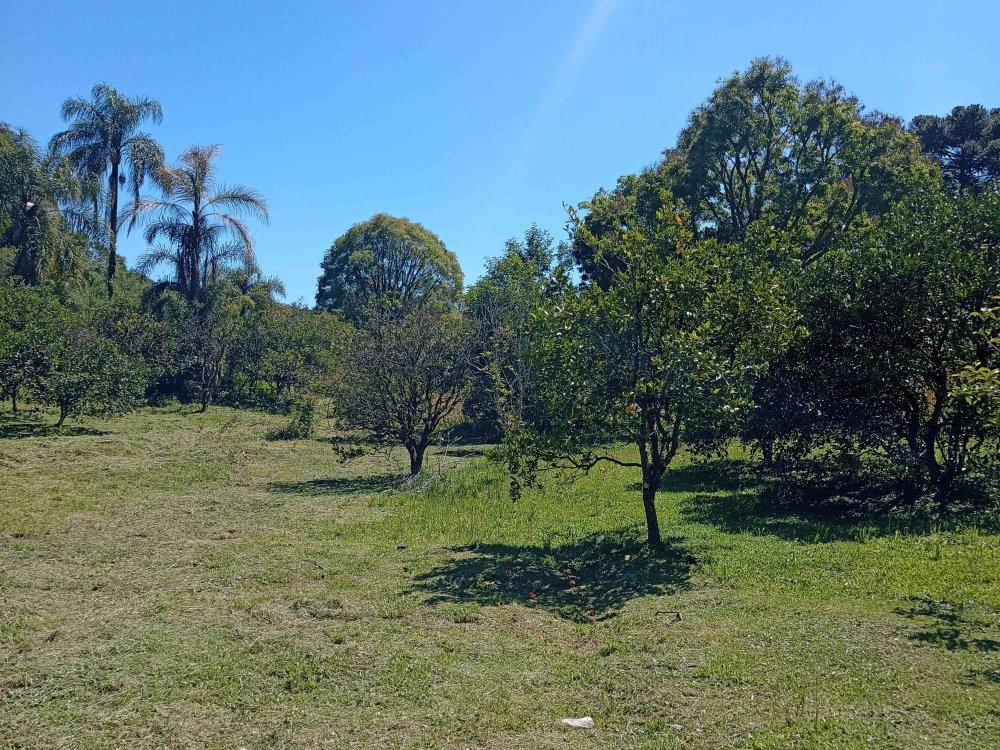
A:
49;84;164;297
1;123;84;283
124;145;269;302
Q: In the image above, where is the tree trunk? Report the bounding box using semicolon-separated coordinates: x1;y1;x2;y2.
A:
641;470;662;547
406;441;426;476
761;437;774;468
199;390;211;413
56;404;68;428
10;389;17;415
106;160;120;299
932;455;959;517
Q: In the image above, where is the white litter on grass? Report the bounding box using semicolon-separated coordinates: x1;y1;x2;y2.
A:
561;716;595;728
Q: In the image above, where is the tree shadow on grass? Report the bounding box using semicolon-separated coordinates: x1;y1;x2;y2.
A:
634;458;749;495
437;421;496;447
267;474;407;497
896;597;1000;654
669;459;929;543
315;434;375;448
0;415;107;438
435;445;487;459
407;530;693;622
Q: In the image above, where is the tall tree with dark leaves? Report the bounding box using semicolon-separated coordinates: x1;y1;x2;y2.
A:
910;105;1000;193
572;57;931;286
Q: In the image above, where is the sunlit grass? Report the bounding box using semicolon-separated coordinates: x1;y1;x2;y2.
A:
1;407;997;749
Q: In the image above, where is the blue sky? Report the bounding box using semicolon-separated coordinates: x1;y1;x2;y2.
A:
4;0;999;303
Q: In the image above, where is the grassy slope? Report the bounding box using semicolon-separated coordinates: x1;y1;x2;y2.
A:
0;407;997;749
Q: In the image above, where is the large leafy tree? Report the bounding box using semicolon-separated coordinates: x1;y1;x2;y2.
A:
572;57;932;286
124;145;269;302
517;197;798;546
785;187;1000;507
909;105;1000;193
49;84;164;297
316;213;463;321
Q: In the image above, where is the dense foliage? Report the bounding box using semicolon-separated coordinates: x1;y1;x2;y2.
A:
493;58;1000;544
1;87;336;423
2;59;999;542
316;213;463;321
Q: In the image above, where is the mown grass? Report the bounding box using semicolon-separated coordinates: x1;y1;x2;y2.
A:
0;406;997;749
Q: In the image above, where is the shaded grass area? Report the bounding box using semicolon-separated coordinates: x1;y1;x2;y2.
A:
0;407;998;749
410;531;693;622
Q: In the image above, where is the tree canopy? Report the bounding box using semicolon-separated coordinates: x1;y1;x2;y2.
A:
909;105;1000;193
124;144;269;302
316;213;463;320
572;57;933;286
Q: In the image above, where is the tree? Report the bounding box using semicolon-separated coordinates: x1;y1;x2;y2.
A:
316;214;463;321
0;280;68;413
786;187;1000;508
124;145;269;302
258;305;341;403
465;225;569;435
1;124;85;284
571;57;932;285
910;105;1000;193
32;322;146;427
516;197;797;546
49;84;164;297
161;273;279;413
330;305;472;476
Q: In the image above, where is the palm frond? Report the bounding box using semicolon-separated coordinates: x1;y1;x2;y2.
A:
205;183;269;223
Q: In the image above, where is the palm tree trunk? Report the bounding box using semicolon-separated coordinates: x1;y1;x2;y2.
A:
106;159;120;298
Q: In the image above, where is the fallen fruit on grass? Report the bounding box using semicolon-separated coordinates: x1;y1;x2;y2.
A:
586;609;596;617
528;591;537;600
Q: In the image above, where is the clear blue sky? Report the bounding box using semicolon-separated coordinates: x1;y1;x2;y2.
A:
4;0;999;304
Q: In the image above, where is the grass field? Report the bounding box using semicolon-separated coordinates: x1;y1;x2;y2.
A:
1;406;998;749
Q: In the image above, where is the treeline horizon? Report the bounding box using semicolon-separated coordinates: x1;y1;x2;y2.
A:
3;57;999;545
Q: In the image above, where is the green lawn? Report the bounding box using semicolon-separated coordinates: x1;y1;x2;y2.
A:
1;407;997;749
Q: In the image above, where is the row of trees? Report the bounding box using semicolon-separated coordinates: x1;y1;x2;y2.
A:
312;59;1000;546
2;86;340;422
4;62;999;547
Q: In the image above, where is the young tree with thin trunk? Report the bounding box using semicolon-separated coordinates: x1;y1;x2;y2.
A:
330;304;472;476
33;324;145;427
512;198;797;547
